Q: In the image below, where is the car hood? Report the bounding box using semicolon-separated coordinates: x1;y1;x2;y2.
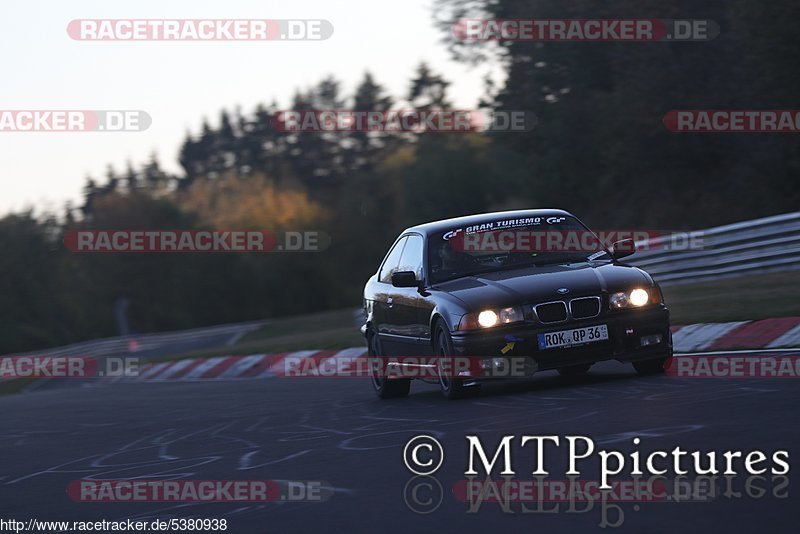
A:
432;262;652;310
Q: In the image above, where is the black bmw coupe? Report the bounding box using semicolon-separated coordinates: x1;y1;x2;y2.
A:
361;209;672;399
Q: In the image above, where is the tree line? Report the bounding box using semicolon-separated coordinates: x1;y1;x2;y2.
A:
3;0;799;353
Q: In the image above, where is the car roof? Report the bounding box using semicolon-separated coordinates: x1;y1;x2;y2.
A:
402;209;575;237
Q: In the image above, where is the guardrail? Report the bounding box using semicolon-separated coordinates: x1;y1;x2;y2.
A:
629;211;800;285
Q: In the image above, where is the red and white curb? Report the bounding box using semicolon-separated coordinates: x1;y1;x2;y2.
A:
672;317;800;352
98;317;800;384
101;348;368;384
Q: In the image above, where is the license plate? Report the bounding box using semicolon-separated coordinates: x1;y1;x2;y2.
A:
538;324;609;350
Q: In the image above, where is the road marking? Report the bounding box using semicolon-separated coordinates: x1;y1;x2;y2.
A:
768;323;800;348
137;361;172;380
199;356;241;379
163;358;207;380
217;354;265;378
675;348;800;356
180;356;229;380
151;358;197;380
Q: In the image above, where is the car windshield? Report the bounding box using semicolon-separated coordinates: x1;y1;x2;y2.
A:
428;216;610;283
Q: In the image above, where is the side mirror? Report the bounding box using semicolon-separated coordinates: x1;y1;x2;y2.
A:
611;238;636;260
391;271;419;288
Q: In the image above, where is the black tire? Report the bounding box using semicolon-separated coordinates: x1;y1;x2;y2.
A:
633;357;667;376
557;363;592;377
435;322;480;400
368;331;410;399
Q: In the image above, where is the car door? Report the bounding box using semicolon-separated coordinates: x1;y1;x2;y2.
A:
392;234;428;355
374;236;407;355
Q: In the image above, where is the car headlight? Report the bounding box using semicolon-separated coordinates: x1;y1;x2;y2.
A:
498;306;524;324
610;288;652;309
459;306;525;330
478;310;499;328
629;288;649;306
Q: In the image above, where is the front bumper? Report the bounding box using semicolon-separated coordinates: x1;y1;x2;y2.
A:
450;305;671;374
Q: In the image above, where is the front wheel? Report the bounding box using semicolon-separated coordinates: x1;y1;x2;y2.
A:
435;323;479;400
368;331;410;399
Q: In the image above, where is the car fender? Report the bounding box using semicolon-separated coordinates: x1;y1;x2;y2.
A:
426;303;466;340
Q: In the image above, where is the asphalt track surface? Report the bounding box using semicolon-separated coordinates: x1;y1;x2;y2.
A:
1;354;798;533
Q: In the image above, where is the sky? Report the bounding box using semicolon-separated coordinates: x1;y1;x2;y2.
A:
0;0;500;216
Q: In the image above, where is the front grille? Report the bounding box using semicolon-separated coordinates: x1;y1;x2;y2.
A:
570;297;601;319
535;301;568;323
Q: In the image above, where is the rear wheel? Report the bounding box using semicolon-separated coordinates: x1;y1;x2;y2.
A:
368;331;410;398
633;357;667;376
435;323;479;400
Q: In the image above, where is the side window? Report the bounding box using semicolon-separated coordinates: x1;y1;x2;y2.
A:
397;235;424;279
379;236;407;283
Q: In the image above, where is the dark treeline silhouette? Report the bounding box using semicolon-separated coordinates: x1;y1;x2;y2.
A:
3;65;510;353
3;0;799;353
435;0;800;225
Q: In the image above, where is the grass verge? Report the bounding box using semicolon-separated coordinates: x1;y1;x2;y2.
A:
0;378;37;397
151;308;364;362
154;270;800;362
663;270;800;325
